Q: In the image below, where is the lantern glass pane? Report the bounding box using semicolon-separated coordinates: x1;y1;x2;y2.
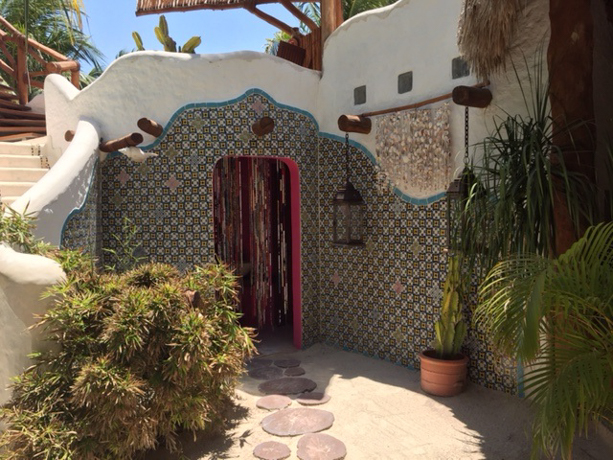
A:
334;202;350;243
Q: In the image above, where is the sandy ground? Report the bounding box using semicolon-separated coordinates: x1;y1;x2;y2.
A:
150;342;613;460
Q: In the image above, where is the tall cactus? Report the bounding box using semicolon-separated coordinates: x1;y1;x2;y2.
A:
132;15;201;54
433;255;467;359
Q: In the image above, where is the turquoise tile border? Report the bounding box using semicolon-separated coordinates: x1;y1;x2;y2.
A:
135;88;446;206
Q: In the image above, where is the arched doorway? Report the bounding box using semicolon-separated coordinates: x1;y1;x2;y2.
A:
213;156;302;348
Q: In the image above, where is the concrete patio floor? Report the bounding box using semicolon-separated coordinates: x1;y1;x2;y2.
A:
151;340;613;459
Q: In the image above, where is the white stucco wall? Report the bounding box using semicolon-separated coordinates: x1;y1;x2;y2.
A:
9;120;100;246
0;244;65;404
45;51;321;155
319;0;474;177
469;0;551;162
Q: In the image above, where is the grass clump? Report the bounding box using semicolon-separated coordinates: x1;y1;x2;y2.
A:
0;206;255;458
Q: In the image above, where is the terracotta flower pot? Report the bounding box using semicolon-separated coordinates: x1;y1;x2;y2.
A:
419;349;469;397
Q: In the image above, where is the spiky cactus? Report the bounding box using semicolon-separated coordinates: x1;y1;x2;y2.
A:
433;255;467;359
132;15;201;54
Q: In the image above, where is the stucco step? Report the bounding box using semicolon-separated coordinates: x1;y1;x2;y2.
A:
0;154;42;168
0;167;47;182
0;195;17;207
0;142;41;155
0;181;36;196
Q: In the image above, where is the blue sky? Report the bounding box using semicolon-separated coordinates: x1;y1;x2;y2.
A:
82;0;300;71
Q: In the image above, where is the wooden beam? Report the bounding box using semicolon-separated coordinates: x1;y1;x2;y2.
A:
452;86;493;108
0;118;46;127
246;5;296;37
99;132;144;153
135;0;280;16
337;114;372;134
0;99;29;111
0;107;43;119
70;69;80;89
251;116;275;136
360;81;490;117
321;0;343;44
279;0;318;33
0;38;15;68
46;60;79;73
0;58;13;76
137;117;164;137
28;80;44;90
0;125;45;134
361;93;453;118
15;39;27;105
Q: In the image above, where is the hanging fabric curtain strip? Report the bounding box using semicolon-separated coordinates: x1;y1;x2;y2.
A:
213;157;292;331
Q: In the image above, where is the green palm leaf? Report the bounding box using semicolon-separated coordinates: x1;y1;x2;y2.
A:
477;222;613;459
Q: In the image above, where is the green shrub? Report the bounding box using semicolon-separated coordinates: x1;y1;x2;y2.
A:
0;253;255;458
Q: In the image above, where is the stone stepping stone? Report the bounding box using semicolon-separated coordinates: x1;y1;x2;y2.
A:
247;358;274;370
284;366;306;377
274;358;301;368
259;378;317;395
249;366;284;380
256;395;293;411
261;408;334;437
296;392;331;406
253;440;291;460
297;433;347;460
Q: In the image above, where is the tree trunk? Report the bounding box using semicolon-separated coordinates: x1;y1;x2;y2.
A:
548;0;596;255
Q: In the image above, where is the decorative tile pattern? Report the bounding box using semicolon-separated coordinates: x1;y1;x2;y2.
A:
318;137;517;394
61;160;99;256
62;88;517;395
98;90;321;348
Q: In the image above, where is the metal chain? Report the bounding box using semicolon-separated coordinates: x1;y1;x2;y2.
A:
345;133;350;183
464;106;469;166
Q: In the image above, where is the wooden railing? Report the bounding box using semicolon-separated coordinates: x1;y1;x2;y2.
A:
0;15;80;105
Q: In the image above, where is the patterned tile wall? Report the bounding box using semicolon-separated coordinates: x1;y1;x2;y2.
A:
97;90;322;347
61;161;99;256
62;89;517;394
318;136;517;394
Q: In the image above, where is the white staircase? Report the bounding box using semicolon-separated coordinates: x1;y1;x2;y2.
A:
0;138;49;207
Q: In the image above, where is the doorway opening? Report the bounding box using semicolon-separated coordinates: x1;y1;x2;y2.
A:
213;156;301;349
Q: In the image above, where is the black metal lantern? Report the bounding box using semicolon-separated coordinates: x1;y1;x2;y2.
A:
332;134;366;246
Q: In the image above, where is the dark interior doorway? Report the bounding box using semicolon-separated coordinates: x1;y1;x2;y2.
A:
213;156;301;347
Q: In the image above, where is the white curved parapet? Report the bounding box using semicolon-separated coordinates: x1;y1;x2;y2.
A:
44;51;321;156
8;120;100;246
0;243;65;404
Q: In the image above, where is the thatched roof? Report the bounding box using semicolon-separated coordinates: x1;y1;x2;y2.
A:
457;0;525;79
136;0;279;15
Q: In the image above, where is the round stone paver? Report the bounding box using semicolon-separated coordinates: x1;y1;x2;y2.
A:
253;440;291;460
259;378;317;395
284;366;306;377
247;358;274;370
256;395;293;411
297;433;347;460
296;392;331;406
249;366;284;380
274;358;301;368
261;408;334;437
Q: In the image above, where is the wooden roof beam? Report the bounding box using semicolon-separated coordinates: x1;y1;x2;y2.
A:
135;0;278;16
279;0;318;33
245;4;296;37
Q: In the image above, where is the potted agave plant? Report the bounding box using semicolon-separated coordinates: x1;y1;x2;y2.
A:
419;254;468;396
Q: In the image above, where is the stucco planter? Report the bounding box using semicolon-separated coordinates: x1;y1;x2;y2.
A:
419;350;469;397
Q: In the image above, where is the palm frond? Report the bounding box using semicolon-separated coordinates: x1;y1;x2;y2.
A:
477;221;613;459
